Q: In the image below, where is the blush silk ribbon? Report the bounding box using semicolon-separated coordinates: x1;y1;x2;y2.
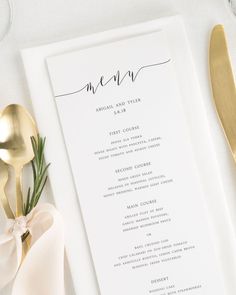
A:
0;203;65;295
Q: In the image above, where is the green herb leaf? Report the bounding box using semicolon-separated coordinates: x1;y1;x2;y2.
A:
23;135;50;216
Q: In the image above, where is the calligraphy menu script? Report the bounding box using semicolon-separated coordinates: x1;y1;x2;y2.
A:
47;31;224;294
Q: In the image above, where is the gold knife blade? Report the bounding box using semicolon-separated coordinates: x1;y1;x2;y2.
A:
209;25;236;162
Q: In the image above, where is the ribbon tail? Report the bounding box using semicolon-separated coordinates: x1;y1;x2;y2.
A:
12;203;65;295
0;233;22;289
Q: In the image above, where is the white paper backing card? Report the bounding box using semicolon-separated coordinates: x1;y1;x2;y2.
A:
21;16;236;295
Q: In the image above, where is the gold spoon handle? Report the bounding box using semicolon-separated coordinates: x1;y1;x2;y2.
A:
0;191;14;219
0;161;15;219
15;167;23;217
21;233;31;262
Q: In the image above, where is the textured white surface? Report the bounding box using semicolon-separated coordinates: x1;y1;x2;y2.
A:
1;0;236;294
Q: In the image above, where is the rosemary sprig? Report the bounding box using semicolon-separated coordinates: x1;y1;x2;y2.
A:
23;136;50;216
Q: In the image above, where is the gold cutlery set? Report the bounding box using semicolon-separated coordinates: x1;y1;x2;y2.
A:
0;105;37;220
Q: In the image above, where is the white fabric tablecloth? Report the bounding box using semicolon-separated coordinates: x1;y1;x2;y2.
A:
1;0;236;294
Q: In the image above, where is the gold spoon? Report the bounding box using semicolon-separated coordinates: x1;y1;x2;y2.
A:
0;160;14;219
0;109;14;219
0;104;38;217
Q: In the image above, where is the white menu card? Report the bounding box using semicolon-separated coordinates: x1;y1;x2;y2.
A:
46;29;224;294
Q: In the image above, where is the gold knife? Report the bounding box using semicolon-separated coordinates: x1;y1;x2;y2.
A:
209;25;236;162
